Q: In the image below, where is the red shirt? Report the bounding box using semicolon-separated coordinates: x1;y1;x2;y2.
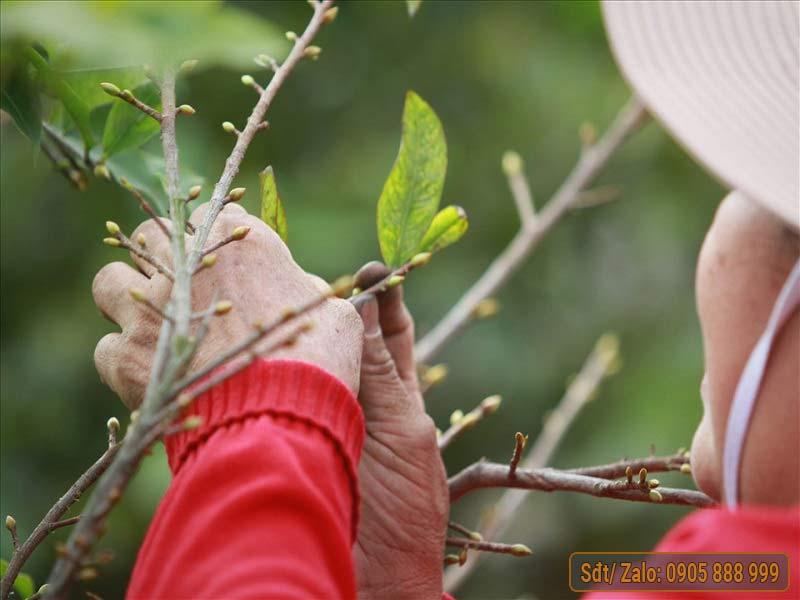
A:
128;360;799;599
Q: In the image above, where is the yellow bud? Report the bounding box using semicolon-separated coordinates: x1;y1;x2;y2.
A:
177;104;196;115
410;252;432;267
304;46;322;60
94;163;111;180
649;489;663;503
201;253;217;268
458;548;468;565
77;567;99;581
107;417;120;433
5;515;16;530
232;226;251;240
579;121;597;147
444;554;461;566
683;450;691;459
214;300;233;315
137;232;147;247
100;82;121;96
680;463;692;474
281;308;299;322
435;427;442;439
387;274;405;288
103;237;121;247
105;221;120;235
188;185;202;200
469;531;483;542
422;363;448;386
286;31;298;42
177;393;192;408
648;479;660;488
480;394;502;414
228;187;246;201
449;409;464;426
595;333;620;362
323;6;339;23
129;288;146;303
677;446;687;455
180;59;199;72
183;416;203;430
471;298;500;320
130;410;140;423
638;468;648;485
119;177;134;191
222;121;237;134
501;150;523;176
459;412;479;430
120;89;133;100
510;544;533;557
37;584;49;595
330;275;356;298
241;74;256;87
350;287;362;297
625;465;633;483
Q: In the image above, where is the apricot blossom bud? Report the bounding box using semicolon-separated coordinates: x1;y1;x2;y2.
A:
214;300;233;315
228;187;246;201
232;226;251;240
105;221;120;235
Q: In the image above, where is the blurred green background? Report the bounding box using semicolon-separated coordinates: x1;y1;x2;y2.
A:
1;1;724;598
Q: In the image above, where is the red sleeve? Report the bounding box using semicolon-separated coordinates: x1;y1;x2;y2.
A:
126;359;364;600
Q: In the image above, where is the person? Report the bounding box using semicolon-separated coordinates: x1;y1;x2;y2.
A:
91;1;798;598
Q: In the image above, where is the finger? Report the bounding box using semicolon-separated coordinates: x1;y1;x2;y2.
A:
94;332;122;392
308;273;332;294
93;262;149;327
189;200;246;228
129;218;174;277
355;261;416;386
353;294;423;414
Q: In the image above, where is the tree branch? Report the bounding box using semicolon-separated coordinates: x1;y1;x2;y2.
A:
415;97;648;363
438;395;502;451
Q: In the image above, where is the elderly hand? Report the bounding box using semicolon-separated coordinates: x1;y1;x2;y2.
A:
92;203;363;409
352;263;449;600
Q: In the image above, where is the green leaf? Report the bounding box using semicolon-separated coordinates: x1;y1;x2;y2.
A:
259;166;288;243
0;558;7;577
407;0;423;17
0;57;42;144
62;66;149;109
13;571;34;598
418;205;468;253
102;83;160;158
376;91;447;267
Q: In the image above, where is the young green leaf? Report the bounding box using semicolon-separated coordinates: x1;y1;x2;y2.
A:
407;0;423;17
377;91;447;267
13;570;35;598
259;166;288;243
0;57;42;144
102;83;161;158
418;205;468;253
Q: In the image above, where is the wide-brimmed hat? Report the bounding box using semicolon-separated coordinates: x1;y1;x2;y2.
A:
602;0;799;228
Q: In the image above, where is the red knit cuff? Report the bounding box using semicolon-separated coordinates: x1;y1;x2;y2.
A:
165;359;364;479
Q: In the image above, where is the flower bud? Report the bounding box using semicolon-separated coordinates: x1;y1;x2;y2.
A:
304;46;322;60
422;363;448;386
94;163;111;180
350;287;362;297
638;468;648;485
201;253;217;268
77;567;99;581
449;409;464;426
100;82;121;97
625;465;633;483
580;121;597;147
107;417;120;434
444;554;461;566
214;300;233;315
330;275;356;297
680;463;692;474
180;59;199;73
232;226;251;240
137;232;147;247
182;416;203;430
510;544;532;557
648;479;660;488
119;177;134;191
480;394;502;414
285;31;298;42
37;584;49;595
129;287;146;303
222;121;237;134
228;187;246;201
323;6;339;23
5;515;16;531
120;89;134;101
255;54;275;68
501;150;523;176
105;221;120;235
188;184;202;200
471;297;500;320
459;412;479;430
469;531;483;542
649;489;663;503
177;104;196;115
103;237;121;247
410;252;432;267
241;74;256;87
177;393;192;407
130;410;140;423
387;274;405;288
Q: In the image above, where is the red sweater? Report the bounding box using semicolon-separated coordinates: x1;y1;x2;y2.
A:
128;360;799;599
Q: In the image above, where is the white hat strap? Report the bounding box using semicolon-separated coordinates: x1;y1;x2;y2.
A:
723;258;800;508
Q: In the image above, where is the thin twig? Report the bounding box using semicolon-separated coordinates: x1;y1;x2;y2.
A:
444;333;619;592
445;537;532;557
568;453;690;479
116;233;174;281
415;98;648;363
120;182;171;240
48;516;81;532
508;432;527;478
116;90;162;122
438;395;502;451
447;461;715;507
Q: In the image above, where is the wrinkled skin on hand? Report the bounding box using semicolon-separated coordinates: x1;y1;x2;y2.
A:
92;202;363;409
352;263;449;600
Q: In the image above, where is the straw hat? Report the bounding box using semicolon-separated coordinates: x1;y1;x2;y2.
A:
602;0;799;228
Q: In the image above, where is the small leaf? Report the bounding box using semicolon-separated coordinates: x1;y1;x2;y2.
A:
418;205;468;253
0;57;42;144
259;166;288;243
62;67;149;109
407;0;423;17
102;83;161;158
377;91;447;267
13;571;35;598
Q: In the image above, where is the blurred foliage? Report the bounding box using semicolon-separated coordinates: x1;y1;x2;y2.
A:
0;1;723;598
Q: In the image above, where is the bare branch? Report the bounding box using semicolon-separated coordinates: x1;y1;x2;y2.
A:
415;98;648;363
112;232;174;281
101;83;162;122
447;460;715;508
501;151;535;226
568;453;691;479
438;395;502;451
445;536;532;557
508;432;527;477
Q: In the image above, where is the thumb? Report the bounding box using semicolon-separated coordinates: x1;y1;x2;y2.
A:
352;294;419;417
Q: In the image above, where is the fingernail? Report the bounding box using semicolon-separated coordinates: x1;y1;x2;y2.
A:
352;293;379;335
